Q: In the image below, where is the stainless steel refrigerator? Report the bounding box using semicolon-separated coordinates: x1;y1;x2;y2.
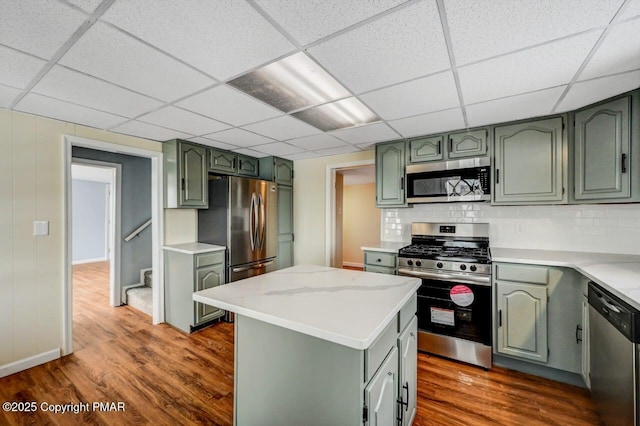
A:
198;176;278;283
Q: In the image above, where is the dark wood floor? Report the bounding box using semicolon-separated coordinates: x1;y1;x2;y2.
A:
0;262;602;425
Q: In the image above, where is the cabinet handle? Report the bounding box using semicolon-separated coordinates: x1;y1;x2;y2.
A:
400;177;404;190
232;158;236;169
181;178;185;191
376;258;381;262
449;138;453;152
498;309;502;327
622;153;627;173
396;398;405;426
576;324;582;344
403;382;409;412
495;169;500;184
239;159;243;170
437;141;441;155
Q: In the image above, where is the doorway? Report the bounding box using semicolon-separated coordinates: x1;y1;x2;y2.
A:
325;160;380;269
63;135;164;357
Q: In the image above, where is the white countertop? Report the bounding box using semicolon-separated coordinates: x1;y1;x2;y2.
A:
492;247;640;310
162;242;226;255
361;241;408;253
193;265;421;350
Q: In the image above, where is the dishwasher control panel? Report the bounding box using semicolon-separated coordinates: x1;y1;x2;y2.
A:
588;282;640;343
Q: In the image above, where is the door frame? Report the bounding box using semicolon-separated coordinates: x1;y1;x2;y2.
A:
324;159;375;267
62;135;164;356
71;158;122;306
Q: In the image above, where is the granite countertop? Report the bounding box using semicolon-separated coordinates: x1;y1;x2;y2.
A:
492;247;640;310
193;265;421;350
361;241;409;253
162;242;226;255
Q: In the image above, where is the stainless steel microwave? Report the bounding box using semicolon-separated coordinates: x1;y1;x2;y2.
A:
405;157;490;203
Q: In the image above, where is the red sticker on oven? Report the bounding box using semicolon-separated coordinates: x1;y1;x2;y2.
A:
450;285;474;307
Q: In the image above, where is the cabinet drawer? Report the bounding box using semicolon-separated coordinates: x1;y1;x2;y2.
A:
195;251;224;268
364;251;396;268
495;263;548;285
364;265;395;275
398;293;417;333
365;319;397;383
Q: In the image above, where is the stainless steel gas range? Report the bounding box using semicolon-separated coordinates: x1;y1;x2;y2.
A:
397;222;492;369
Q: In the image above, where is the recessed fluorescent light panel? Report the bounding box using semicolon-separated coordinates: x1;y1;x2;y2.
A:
228;52;379;131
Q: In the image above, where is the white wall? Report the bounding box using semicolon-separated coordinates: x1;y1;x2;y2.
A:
0;108;162;370
382;202;640;254
72;179;107;263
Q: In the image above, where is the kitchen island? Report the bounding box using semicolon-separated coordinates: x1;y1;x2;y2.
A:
193;265;420;426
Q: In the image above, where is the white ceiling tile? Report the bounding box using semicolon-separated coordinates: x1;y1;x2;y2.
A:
59;22;214;102
139;106;230;136
242;115;322;140
313;145;361;156
101;0;295;80
232;147;270;158
0;0;86;59
330;122;400;144
64;0;102;14
466;87;566;127
458;31;601;104
0;46;47;89
176;85;283;126
281;151;319;161
619;0;640;20
254;0;407;45
33;66;163;117
446;0;623;65
0;84;23;108
111;120;192;141
249;142;305;156
389;108;465;137
359;72;459;120
15;93;127;129
286;134;348;150
203;128;275;147
580;18;640;80
187;136;239;151
556;70;640;112
308;1;450;94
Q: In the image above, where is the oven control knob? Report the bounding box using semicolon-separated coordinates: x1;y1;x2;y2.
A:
460;264;467;271
415;260;422;267
407;260;413;266
470;265;477;272
436;262;443;268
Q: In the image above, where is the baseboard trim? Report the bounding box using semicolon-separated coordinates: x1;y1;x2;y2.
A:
342;261;364;268
0;348;60;378
72;257;108;265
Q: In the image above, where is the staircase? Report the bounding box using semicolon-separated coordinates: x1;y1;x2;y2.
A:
126;269;152;316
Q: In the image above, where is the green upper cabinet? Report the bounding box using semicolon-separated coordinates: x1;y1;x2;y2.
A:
574;95;630;201
376;140;406;207
259;156;293;186
408;136;443;163
209;148;236;174
448;129;488;159
164;139;208;208
209;149;259;177
493;117;566;205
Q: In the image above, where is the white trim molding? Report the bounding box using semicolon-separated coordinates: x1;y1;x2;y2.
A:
0;349;60;379
72;257;109;265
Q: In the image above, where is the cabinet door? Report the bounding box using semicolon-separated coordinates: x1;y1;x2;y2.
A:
375;141;406;207
398;316;417;426
364;347;398;426
274;157;294;186
209;148;237;174
574;96;630;201
497;281;548;363
448;129;487;159
581;295;590;388
237;154;259;177
408;136;443;163
179;142;208;208
493;117;564;204
195;264;224;324
277;185;293;269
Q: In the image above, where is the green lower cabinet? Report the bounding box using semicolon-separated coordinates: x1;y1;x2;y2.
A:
364;347;398;426
363;250;397;274
195;265;224;325
397;316;417;426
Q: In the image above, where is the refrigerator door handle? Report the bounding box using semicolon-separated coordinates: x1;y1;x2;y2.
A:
232;260;275;273
249;193;256;251
258;193;265;249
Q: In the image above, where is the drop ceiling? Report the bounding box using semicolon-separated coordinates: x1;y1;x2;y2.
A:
1;0;639;161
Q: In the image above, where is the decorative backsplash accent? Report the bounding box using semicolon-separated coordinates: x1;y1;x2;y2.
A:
382;203;640;255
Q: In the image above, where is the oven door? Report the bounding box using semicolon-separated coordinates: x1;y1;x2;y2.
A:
416;277;491;346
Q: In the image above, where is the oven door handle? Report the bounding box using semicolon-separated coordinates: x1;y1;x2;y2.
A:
398;268;491;286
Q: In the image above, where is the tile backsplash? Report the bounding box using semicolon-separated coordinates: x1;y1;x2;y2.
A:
382;202;640;254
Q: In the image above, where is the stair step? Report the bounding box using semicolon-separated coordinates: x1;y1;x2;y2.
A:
126;286;152;316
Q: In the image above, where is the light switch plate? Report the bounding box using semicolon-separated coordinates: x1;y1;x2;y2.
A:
34;220;49;236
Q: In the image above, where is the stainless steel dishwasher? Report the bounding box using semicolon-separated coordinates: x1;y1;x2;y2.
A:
588;281;640;426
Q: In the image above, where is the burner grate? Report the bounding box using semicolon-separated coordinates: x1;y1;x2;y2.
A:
398;244;490;263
